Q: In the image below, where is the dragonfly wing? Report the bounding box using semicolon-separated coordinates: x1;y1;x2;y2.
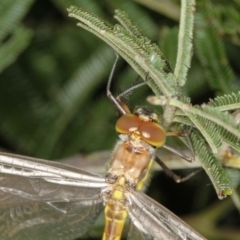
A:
0;199;103;240
125;190;206;240
127;220;155;240
0;152;107;240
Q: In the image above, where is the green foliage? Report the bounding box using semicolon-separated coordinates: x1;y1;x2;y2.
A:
67;2;240;198
0;0;34;72
68;6;177;99
195;12;236;94
171;98;240;155
209;92;240;111
174;0;195;86
0;26;33;73
198;0;240;46
0;0;34;41
160;27;178;68
191;131;232;198
0;0;163;160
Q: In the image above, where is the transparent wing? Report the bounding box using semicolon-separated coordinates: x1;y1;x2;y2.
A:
126;190;206;240
0;152;108;240
127;220;154;240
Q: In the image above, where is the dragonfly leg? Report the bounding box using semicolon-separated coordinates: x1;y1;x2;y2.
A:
165;125;195;162
117;71;148;100
106;52;127;115
155;156;202;183
106;52;147;115
117;81;146;100
163;144;194;162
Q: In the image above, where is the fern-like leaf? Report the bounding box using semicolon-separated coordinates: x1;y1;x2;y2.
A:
219;127;240;152
174;0;195;86
170;99;240;153
187;112;222;153
114;10;173;73
67;5;181;128
114;10;143;38
209;92;240;111
172;115;193;126
67;6;177;98
191;131;232;198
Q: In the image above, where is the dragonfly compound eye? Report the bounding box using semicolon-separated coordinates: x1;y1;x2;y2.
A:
115;114;166;147
116;114;141;134
139;121;166;147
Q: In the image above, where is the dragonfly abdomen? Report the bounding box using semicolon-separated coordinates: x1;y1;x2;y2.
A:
103;177;128;240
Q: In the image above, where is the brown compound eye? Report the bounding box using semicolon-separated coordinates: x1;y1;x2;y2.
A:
116;114;141;134
116;113;166;148
139;121;166;147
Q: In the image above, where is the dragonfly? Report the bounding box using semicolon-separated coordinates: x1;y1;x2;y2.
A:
0;55;206;240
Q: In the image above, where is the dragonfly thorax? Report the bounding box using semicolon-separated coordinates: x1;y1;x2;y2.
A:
107;133;154;188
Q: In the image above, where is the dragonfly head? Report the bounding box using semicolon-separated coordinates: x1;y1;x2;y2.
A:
115;107;166;148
